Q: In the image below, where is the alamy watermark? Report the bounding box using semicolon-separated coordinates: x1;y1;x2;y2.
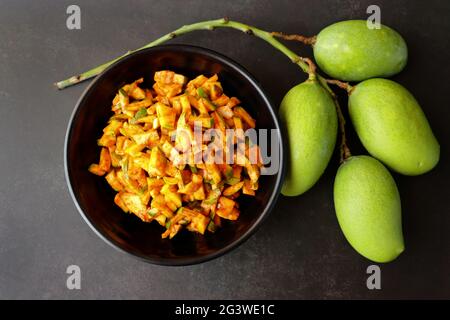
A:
162;124;281;175
66;265;81;290
66;5;81;30
367;5;381;29
366;265;381;290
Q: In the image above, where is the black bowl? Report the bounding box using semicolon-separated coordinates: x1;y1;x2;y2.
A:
65;45;284;265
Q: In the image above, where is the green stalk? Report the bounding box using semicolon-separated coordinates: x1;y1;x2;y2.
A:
55;18;312;89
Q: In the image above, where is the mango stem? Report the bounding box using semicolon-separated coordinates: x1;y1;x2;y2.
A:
271;31;317;46
301;57;317;80
55;18;315;89
324;79;353;93
318;77;352;162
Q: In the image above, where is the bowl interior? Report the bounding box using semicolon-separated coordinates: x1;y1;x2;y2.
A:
66;45;282;265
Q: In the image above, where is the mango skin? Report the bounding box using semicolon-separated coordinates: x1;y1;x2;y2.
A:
349;78;440;175
334;156;404;263
279;80;337;196
314;20;408;81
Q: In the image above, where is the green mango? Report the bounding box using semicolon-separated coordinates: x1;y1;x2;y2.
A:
334;155;404;263
314;20;408;81
349;78;439;175
279;79;337;196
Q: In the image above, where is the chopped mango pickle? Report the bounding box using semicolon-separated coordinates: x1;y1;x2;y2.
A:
148;146;167;176
234;106;256;128
103;119;123;135
130;86;146;101
114;192;129;212
216;196;239;220
188;115;214;128
186;214;210;235
105;170;124;191
217;105;234;119
127;99;152;111
155;102;176;130
197;87;208;99
131;130;159;146
210;83;223;100
223;181;244;196
97;132;116;147
132;108;148;121
242;179;256;196
88;164;105;176
98;148;111;172
89;71;262;238
213;94;229;107
120;192;149;221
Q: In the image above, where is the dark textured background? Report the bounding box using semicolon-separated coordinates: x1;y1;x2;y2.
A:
0;0;449;299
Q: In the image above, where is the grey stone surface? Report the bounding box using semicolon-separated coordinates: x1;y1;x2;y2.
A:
0;0;449;299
